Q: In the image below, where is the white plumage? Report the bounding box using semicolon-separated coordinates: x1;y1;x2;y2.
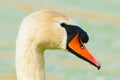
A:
16;9;73;80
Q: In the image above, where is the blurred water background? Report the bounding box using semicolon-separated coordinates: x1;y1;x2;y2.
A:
0;0;120;80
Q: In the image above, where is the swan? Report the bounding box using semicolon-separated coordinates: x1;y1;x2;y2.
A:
16;9;100;80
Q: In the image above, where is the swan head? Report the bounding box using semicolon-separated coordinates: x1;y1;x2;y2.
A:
17;9;100;69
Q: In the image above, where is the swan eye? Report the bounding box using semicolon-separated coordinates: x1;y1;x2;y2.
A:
60;23;67;27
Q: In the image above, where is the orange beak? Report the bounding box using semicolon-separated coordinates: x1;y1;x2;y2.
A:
68;33;101;69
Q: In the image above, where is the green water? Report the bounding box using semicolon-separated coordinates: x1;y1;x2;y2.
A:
0;0;120;80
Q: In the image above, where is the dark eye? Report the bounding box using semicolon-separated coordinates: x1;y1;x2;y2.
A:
60;23;67;27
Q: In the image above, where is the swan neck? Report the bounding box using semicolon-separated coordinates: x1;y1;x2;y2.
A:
16;46;45;80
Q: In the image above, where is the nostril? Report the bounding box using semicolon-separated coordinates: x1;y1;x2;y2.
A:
60;23;67;27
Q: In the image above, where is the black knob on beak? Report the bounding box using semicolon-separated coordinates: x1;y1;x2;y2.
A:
79;31;89;43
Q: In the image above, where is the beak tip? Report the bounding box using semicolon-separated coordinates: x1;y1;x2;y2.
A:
97;64;101;70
